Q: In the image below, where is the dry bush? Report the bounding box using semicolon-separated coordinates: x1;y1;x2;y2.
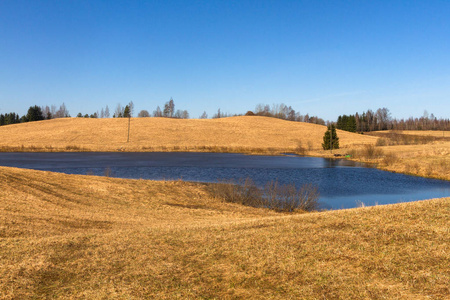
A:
363;144;384;159
369;131;441;146
350;145;384;160
375;138;387;146
264;181;319;212
104;167;113;177
433;158;449;175
382;152;399;166
210;178;262;207
65;145;87;151
210;178;319;212
296;141;307;155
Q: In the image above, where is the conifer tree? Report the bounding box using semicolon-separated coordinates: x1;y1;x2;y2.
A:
322;124;339;150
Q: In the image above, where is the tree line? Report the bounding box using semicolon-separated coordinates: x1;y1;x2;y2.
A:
1;100;448;132
0;104;69;126
249;103;326;125
336;108;449;132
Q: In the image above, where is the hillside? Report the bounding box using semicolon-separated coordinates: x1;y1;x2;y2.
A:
0;116;376;153
1;116;448;180
0;166;448;299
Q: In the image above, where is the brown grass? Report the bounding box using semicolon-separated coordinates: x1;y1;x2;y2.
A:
0;116;376;154
0;117;448;180
1;166;449;299
343;142;450;180
369;130;450;146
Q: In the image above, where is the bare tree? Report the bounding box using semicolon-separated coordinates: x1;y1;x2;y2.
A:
51;105;57;117
105;105;110;118
200;111;208;119
114;104;123;118
41;105;52;119
54;103;69;118
153;106;162;117
163;98;175;117
174;109;189;119
128;101;134;117
138;110;150;117
213;108;221;119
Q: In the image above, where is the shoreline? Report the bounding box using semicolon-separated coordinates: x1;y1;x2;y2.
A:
1;146;449;182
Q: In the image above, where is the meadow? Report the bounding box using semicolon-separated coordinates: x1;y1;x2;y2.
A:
1;167;449;299
0;117;449;298
0;116;375;153
1;116;448;180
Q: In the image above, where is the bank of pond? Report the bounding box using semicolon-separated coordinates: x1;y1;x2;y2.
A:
0;152;448;210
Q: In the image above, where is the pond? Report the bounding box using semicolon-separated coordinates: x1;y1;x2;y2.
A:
0;152;448;210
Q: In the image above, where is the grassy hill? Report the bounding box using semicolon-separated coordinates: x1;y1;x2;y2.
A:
1;166;449;299
0;116;376;153
1;116;449;180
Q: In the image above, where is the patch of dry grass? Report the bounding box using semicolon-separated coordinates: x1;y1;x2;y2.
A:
342;142;450;180
0;116;376;154
369;130;450;146
1;167;449;299
0;117;448;180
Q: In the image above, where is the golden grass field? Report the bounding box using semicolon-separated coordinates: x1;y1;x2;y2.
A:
1;166;449;299
1;115;448;180
0;116;377;153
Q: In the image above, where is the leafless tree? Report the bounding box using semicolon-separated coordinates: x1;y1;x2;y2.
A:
153;106;162;117
200;111;208;119
105;105;110;118
138;110;150;117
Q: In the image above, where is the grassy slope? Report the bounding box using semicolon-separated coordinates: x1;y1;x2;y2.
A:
1;116;449;180
0;116;376;152
1;167;449;299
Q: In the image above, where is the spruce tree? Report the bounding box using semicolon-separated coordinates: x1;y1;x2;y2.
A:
322;124;339;150
26;106;44;122
123;105;131;118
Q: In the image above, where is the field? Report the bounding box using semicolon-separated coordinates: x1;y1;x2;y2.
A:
0;116;376;153
339;131;450;181
1;166;449;299
2;116;448;180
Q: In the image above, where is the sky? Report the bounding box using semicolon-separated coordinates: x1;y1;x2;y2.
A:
1;0;449;121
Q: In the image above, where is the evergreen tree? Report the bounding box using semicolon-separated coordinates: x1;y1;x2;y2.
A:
123;105;131;118
322;124;339;150
336;114;357;132
26;106;44;122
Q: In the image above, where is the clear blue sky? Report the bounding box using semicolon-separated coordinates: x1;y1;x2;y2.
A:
1;0;449;120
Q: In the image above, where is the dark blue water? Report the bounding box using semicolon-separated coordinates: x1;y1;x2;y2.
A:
0;152;448;210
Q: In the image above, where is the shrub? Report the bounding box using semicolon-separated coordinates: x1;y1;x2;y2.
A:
375;138;387;146
104;168;113;177
210;178;319;212
382;152;398;166
296;141;307;155
362;144;384;159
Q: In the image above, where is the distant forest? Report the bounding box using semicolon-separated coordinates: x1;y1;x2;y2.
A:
1;100;449;131
335;108;450;132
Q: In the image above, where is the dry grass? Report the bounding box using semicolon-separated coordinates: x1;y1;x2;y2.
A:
395;130;449;137
343;142;450;180
0;116;376;154
0;117;448;180
1;166;449;299
369;131;450;146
